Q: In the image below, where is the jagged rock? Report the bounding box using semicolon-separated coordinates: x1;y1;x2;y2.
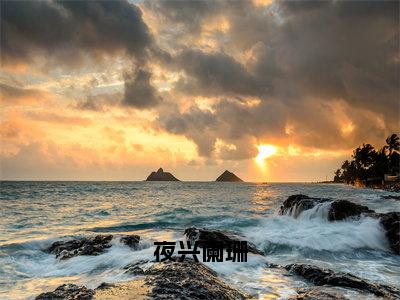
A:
47;235;113;260
290;287;348;300
47;234;140;260
376;212;400;254
145;168;180;181
184;227;264;255
120;235;140;248
285;263;400;299
280;195;400;254
95;282;115;290
383;195;400;201
35;284;94;300
279;194;328;217
38;261;249;300
279;195;373;220
144;260;249;299
124;259;150;275
328;200;374;221
215;170;243;182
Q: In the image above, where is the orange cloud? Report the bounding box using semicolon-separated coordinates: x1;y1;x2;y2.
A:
0;83;51;105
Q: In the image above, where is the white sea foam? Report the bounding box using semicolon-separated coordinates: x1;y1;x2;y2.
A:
243;215;389;252
2;182;400;299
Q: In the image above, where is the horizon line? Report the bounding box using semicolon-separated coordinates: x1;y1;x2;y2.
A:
0;179;336;184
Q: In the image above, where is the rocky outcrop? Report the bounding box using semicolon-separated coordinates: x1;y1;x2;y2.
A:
279;194;328;217
184;227;264;255
279;195;373;220
280;194;400;254
120;234;141;248
286;264;400;299
376;212;400;255
124;259;150;275
144;260;249;299
328;200;374;221
383;195;400;201
47;234;140;260
145;168;179;181
37;261;249;300
215;170;243;182
290;287;348;300
35;284;94;300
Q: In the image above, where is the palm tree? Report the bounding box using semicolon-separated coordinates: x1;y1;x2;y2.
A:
384;134;400;156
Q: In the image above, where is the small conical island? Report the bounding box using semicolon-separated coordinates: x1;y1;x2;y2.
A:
145;168;180;181
215;170;243;182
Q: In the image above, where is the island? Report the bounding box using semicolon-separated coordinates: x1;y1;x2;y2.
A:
215;170;243;182
145;168;180;181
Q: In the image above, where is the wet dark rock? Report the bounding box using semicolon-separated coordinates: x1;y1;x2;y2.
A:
47;235;113;260
95;282;115;290
279;194;328;217
47;234;140;260
35;284;94;300
286;263;400;299
144;260;249;299
376;212;400;255
124;259;150;275
328;200;374;221
184;227;264;255
215;170;243;182
290;287;348;300
279;195;373;220
280;195;400;254
383;195;400;201
145;167;179;181
120;234;140;248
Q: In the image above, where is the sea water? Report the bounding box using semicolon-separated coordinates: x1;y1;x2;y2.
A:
1;181;399;299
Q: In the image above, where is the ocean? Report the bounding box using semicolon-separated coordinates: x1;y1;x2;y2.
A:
0;181;399;299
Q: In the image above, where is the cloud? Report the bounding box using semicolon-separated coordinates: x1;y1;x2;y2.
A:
1;0;167;110
150;0;399;159
1;0;152;67
175;49;265;97
0;83;50;104
1;0;398;166
25;111;92;127
122;68;162;108
74;93;121;111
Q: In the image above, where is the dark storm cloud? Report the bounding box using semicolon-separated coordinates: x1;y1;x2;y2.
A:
1;0;398;160
144;0;222;35
1;0;165;109
175;49;265;97
123;69;161;108
160;104;217;156
268;0;399;115
158;99;286;157
151;0;399;159
1;0;151;65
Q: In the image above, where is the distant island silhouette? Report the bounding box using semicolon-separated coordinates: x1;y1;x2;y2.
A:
215;170;243;182
145;168;179;181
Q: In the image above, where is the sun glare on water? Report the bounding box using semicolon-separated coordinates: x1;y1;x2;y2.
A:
255;144;277;166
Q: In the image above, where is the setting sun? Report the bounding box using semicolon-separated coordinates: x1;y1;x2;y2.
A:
255;144;277;166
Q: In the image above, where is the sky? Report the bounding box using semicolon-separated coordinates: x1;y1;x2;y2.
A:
0;0;399;182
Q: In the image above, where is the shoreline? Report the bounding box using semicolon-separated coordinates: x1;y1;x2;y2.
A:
2;183;400;299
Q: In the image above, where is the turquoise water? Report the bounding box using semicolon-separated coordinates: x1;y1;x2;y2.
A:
1;182;399;299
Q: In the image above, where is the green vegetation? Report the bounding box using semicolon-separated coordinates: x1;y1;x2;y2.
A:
334;134;400;184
